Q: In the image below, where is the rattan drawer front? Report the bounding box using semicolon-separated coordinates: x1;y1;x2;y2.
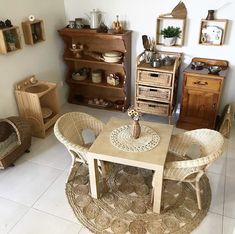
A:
137;86;171;102
138;70;172;87
136;100;169;116
186;76;221;92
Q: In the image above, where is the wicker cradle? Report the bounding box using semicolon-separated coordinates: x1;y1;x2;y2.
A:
0;116;31;169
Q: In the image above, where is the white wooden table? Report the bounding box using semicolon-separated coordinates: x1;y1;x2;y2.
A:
87;117;173;213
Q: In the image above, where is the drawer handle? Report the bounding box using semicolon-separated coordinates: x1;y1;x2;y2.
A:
149;89;157;92
193;81;208;86
149;73;159;78
148;104;156;108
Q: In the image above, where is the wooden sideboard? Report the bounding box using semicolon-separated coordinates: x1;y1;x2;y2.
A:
58;28;132;111
177;57;229;130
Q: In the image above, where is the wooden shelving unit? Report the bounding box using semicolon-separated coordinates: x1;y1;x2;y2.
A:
135;51;182;124
0;26;22;54
58;28;132;111
22;20;45;45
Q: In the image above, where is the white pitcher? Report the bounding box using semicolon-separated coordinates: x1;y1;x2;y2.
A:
86;9;102;29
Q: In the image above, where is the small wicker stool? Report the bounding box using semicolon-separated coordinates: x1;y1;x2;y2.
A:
0;116;31;169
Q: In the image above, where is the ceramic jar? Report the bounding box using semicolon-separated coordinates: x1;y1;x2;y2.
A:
92;70;102;83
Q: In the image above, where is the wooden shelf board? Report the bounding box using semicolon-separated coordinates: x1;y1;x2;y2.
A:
64;56;124;67
67;78;124;90
137;62;175;73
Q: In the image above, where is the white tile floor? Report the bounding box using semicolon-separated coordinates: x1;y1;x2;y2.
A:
0;104;234;234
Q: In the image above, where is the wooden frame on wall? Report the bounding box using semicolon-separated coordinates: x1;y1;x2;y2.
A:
198;19;228;46
22;19;45;45
156;17;186;47
0;26;22;54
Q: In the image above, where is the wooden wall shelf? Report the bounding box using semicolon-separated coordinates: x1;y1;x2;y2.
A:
22;20;45;45
156;17;186;47
198;19;228;46
0;26;22;54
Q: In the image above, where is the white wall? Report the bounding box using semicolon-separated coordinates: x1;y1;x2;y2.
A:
64;0;235;111
0;0;67;117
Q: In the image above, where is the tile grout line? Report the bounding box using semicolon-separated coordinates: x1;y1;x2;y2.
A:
221;138;229;234
6;208;31;234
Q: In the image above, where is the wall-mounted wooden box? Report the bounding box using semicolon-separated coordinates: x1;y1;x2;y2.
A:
0;26;22;54
22;20;45;45
156;17;186;47
198;19;228;46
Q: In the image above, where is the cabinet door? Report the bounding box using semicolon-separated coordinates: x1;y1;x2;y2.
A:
181;89;219;128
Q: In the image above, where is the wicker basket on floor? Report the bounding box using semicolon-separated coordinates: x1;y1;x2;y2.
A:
0;116;31;169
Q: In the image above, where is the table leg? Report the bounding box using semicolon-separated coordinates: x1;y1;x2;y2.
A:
152;168;164;213
88;156;100;199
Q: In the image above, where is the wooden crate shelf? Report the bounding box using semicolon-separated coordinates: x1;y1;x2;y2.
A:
22;20;45;45
0;26;22;54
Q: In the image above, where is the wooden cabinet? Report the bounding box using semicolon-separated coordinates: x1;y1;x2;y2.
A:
58;28;132;111
0;26;22;54
177;57;229;130
135;51;181;123
22;20;45;45
15;76;60;138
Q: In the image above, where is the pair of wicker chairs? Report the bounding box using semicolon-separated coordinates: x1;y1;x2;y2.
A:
54;112;224;210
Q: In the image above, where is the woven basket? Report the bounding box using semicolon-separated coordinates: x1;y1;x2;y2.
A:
0;116;31;169
136;100;169;116
137;85;171;101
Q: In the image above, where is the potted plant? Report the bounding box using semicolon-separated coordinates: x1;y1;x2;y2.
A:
4;31;17;51
160;26;182;46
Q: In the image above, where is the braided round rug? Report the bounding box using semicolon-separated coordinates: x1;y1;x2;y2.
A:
66;162;211;234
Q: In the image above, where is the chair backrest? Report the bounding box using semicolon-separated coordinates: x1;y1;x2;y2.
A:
168;129;224;169
54;112;104;147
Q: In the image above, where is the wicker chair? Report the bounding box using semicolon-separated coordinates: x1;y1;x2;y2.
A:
54;112;110;186
152;129;224;210
0;116;31;169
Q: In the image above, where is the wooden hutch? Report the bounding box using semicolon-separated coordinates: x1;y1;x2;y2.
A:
58;28;132;111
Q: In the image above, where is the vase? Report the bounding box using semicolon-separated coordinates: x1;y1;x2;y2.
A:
206;10;215;20
132;120;141;139
164;37;176;46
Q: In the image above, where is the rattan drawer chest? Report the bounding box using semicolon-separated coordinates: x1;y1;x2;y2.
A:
135;51;182;123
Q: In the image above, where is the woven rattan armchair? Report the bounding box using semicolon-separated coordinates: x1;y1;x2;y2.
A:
54;112;110;186
0;116;31;169
152;129;224;210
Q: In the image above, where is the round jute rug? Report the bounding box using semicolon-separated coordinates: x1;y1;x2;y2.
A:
66;162;211;234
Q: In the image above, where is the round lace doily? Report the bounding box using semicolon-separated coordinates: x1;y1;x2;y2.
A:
110;125;160;152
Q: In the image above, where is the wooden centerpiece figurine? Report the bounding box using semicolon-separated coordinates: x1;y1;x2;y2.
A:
127;106;141;139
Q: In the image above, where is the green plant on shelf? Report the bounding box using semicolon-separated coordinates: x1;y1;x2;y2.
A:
4;31;17;43
160;26;182;38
